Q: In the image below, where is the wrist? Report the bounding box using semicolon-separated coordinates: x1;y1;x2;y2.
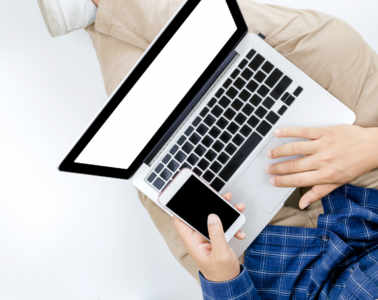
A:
367;127;378;168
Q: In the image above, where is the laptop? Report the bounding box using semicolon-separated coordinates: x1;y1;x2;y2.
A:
59;0;355;256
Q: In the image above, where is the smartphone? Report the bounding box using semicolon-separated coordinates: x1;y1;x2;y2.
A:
159;168;246;242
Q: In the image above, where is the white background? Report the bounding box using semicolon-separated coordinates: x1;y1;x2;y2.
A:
0;1;377;300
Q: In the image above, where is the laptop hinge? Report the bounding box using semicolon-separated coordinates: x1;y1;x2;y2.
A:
144;49;238;165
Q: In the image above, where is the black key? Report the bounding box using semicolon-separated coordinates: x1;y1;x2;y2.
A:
211;105;223;118
238;59;248;69
239;89;251;101
249;54;265;70
231;99;243;111
230;69;240;79
185;126;194;136
225;143;237;156
278;105;288;115
257;120;272;136
167;160;180;172
223;79;232;89
265;68;283;88
147;173;157;183
207;98;217;108
213;141;225;153
189;132;201;145
216;117;228;129
285;95;295;106
160;168;173;181
270;76;293;100
240;124;252;137
163;154;171;164
220;131;232;144
242;104;254;116
225;108;236;120
215;88;225;98
155;163;164;173
219;96;231;108
182;142;194;154
177;136;186;146
227;122;239;134
254;71;267;83
209;127;221;139
170;145;179;155
211;178;225;192
246;49;256;60
203;170;215;183
256;106;268;118
281;92;290;102
153;177;165;190
175;150;186;163
192;117;201;127
193;167;203;177
257;85;270;97
250;94;263;107
235;113;247;125
247;115;260;128
263;97;275;109
233;134;245;146
198;159;210;171
194;144;206;156
218;152;230;164
219;132;263;181
200;107;209;117
188;153;199;165
241;68;253;81
262;61;274;74
205;149;217;162
246;80;258;93
204;114;216;127
210;161;222;173
266;111;279;124
226;87;238;99
202;135;214;147
197;123;209;135
234;77;247;90
294;86;303;97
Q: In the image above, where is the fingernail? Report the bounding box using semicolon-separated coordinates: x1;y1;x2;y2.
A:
269;177;275;185
208;214;218;225
239;232;246;239
275;129;281;136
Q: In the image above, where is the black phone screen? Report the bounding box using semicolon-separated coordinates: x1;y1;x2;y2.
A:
166;175;240;239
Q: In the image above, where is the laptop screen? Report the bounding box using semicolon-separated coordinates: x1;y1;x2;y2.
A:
75;0;237;170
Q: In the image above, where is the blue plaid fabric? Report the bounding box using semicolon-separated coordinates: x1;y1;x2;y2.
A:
199;185;378;299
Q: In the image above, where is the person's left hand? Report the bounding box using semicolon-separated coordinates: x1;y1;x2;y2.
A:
267;125;378;209
172;193;246;282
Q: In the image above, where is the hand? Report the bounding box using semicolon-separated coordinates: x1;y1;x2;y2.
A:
172;193;246;282
267;125;378;209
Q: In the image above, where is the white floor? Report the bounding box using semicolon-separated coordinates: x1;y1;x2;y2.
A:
0;1;377;300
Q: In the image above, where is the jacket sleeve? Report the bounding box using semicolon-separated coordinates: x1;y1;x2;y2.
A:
199;265;261;300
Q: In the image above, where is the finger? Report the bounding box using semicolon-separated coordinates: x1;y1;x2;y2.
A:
269;140;319;159
235;230;246;240
235;203;246;212
268;157;318;175
275;127;323;140
207;214;229;256
299;184;340;209
223;192;232;202
270;171;325;187
172;217;195;246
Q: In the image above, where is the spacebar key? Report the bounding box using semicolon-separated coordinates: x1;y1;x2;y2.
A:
219;132;262;182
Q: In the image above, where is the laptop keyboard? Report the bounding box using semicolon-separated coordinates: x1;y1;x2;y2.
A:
146;48;303;192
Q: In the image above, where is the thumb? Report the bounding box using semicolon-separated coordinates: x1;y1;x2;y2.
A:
299;184;340;209
207;214;229;255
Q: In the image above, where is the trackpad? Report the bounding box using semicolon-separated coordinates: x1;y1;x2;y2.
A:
232;137;297;213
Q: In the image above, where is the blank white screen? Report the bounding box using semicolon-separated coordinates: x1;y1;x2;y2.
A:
76;0;237;169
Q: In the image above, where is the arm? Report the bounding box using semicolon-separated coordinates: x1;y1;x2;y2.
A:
267;125;378;208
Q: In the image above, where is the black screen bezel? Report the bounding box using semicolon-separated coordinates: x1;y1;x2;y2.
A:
59;0;248;180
